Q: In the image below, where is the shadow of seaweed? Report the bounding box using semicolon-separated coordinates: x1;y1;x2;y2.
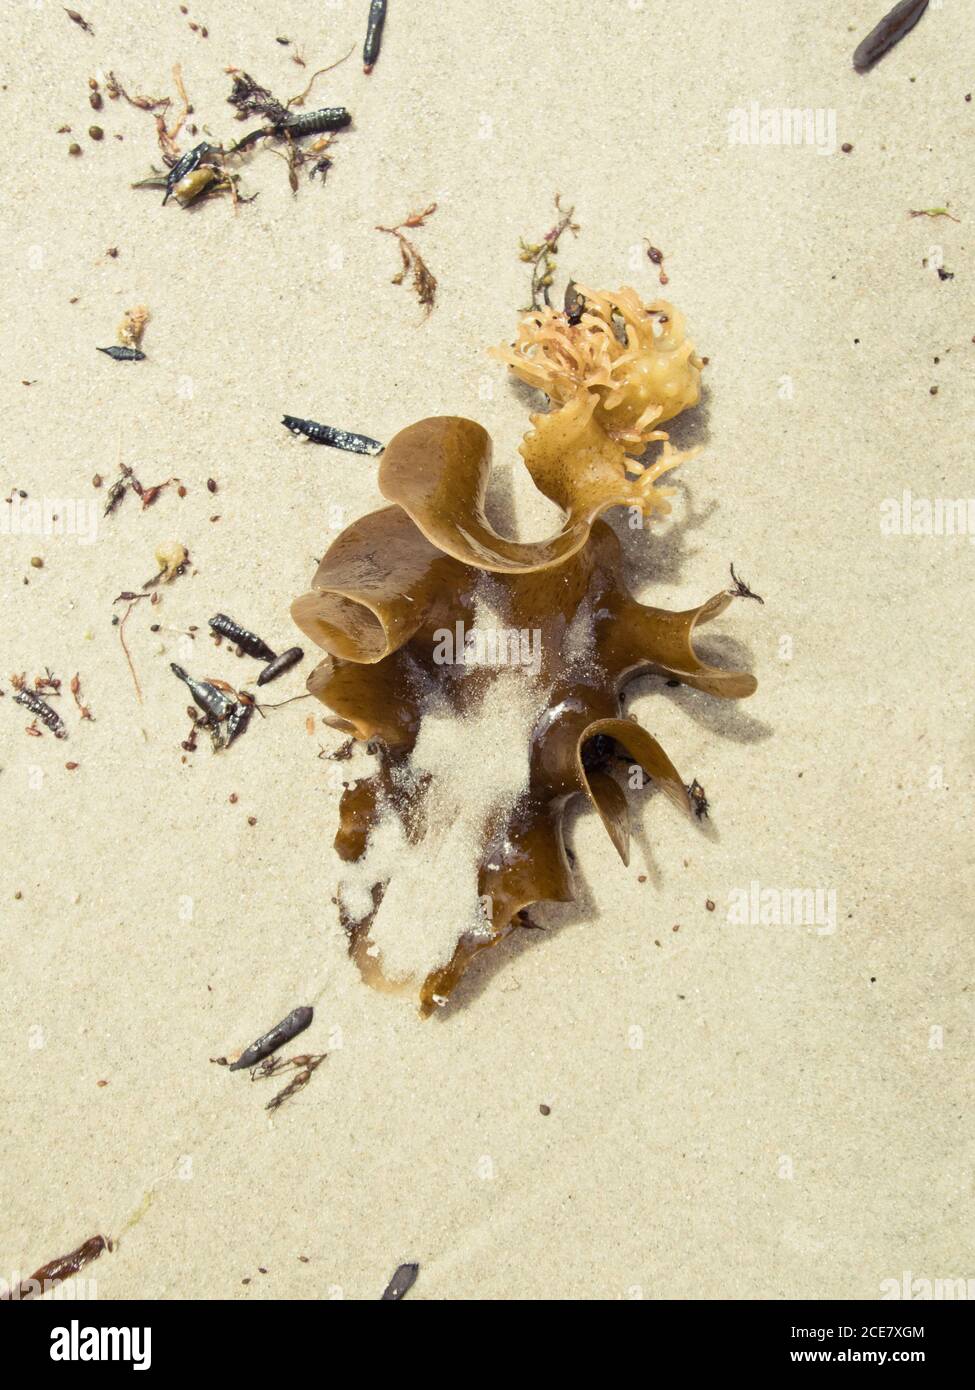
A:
431;818;600;1019
434;774;717;1018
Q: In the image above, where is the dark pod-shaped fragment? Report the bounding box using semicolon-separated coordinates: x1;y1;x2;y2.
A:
14;688;67;737
278;108;351;138
225;701;253;747
363;0;387;74
380;1263;419;1301
209;613;277;662
854;0;929;72
170;663;235;721
282;416;384;456
257;646;304;685
162;141;214;204
97;346;145;361
229;1005;314;1071
0;1236;109;1301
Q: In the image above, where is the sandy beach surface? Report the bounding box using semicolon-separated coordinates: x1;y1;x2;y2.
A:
1;0;972;1300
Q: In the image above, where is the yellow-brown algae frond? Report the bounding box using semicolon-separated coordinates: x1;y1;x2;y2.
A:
154;540;186;582
489;285;703;453
118;305;150;348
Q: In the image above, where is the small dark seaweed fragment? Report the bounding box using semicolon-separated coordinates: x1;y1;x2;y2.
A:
728;563;764;604
162;141;215;204
853;0;929;73
64;8;94;36
363;0;388;74
644;239;669;286
70;673;93;721
227;71;288;125
380;1263;419;1301
687;778;710;821
208;613;277;662
0;1235;109;1301
265;1052;326;1111
170;663;235;721
229;1005;314;1071
226;126;270;154
517;194;580;311
14;689;67;738
225;701;253;747
251;1051;320;1081
377;204;439;315
278;107;351;137
104;467;132;516
281;416;384;455
97;345;146;361
564;281;586;325
257;647;304;686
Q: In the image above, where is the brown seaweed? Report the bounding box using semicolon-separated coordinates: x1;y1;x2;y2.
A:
292;286;758;1013
1;1235;109;1300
